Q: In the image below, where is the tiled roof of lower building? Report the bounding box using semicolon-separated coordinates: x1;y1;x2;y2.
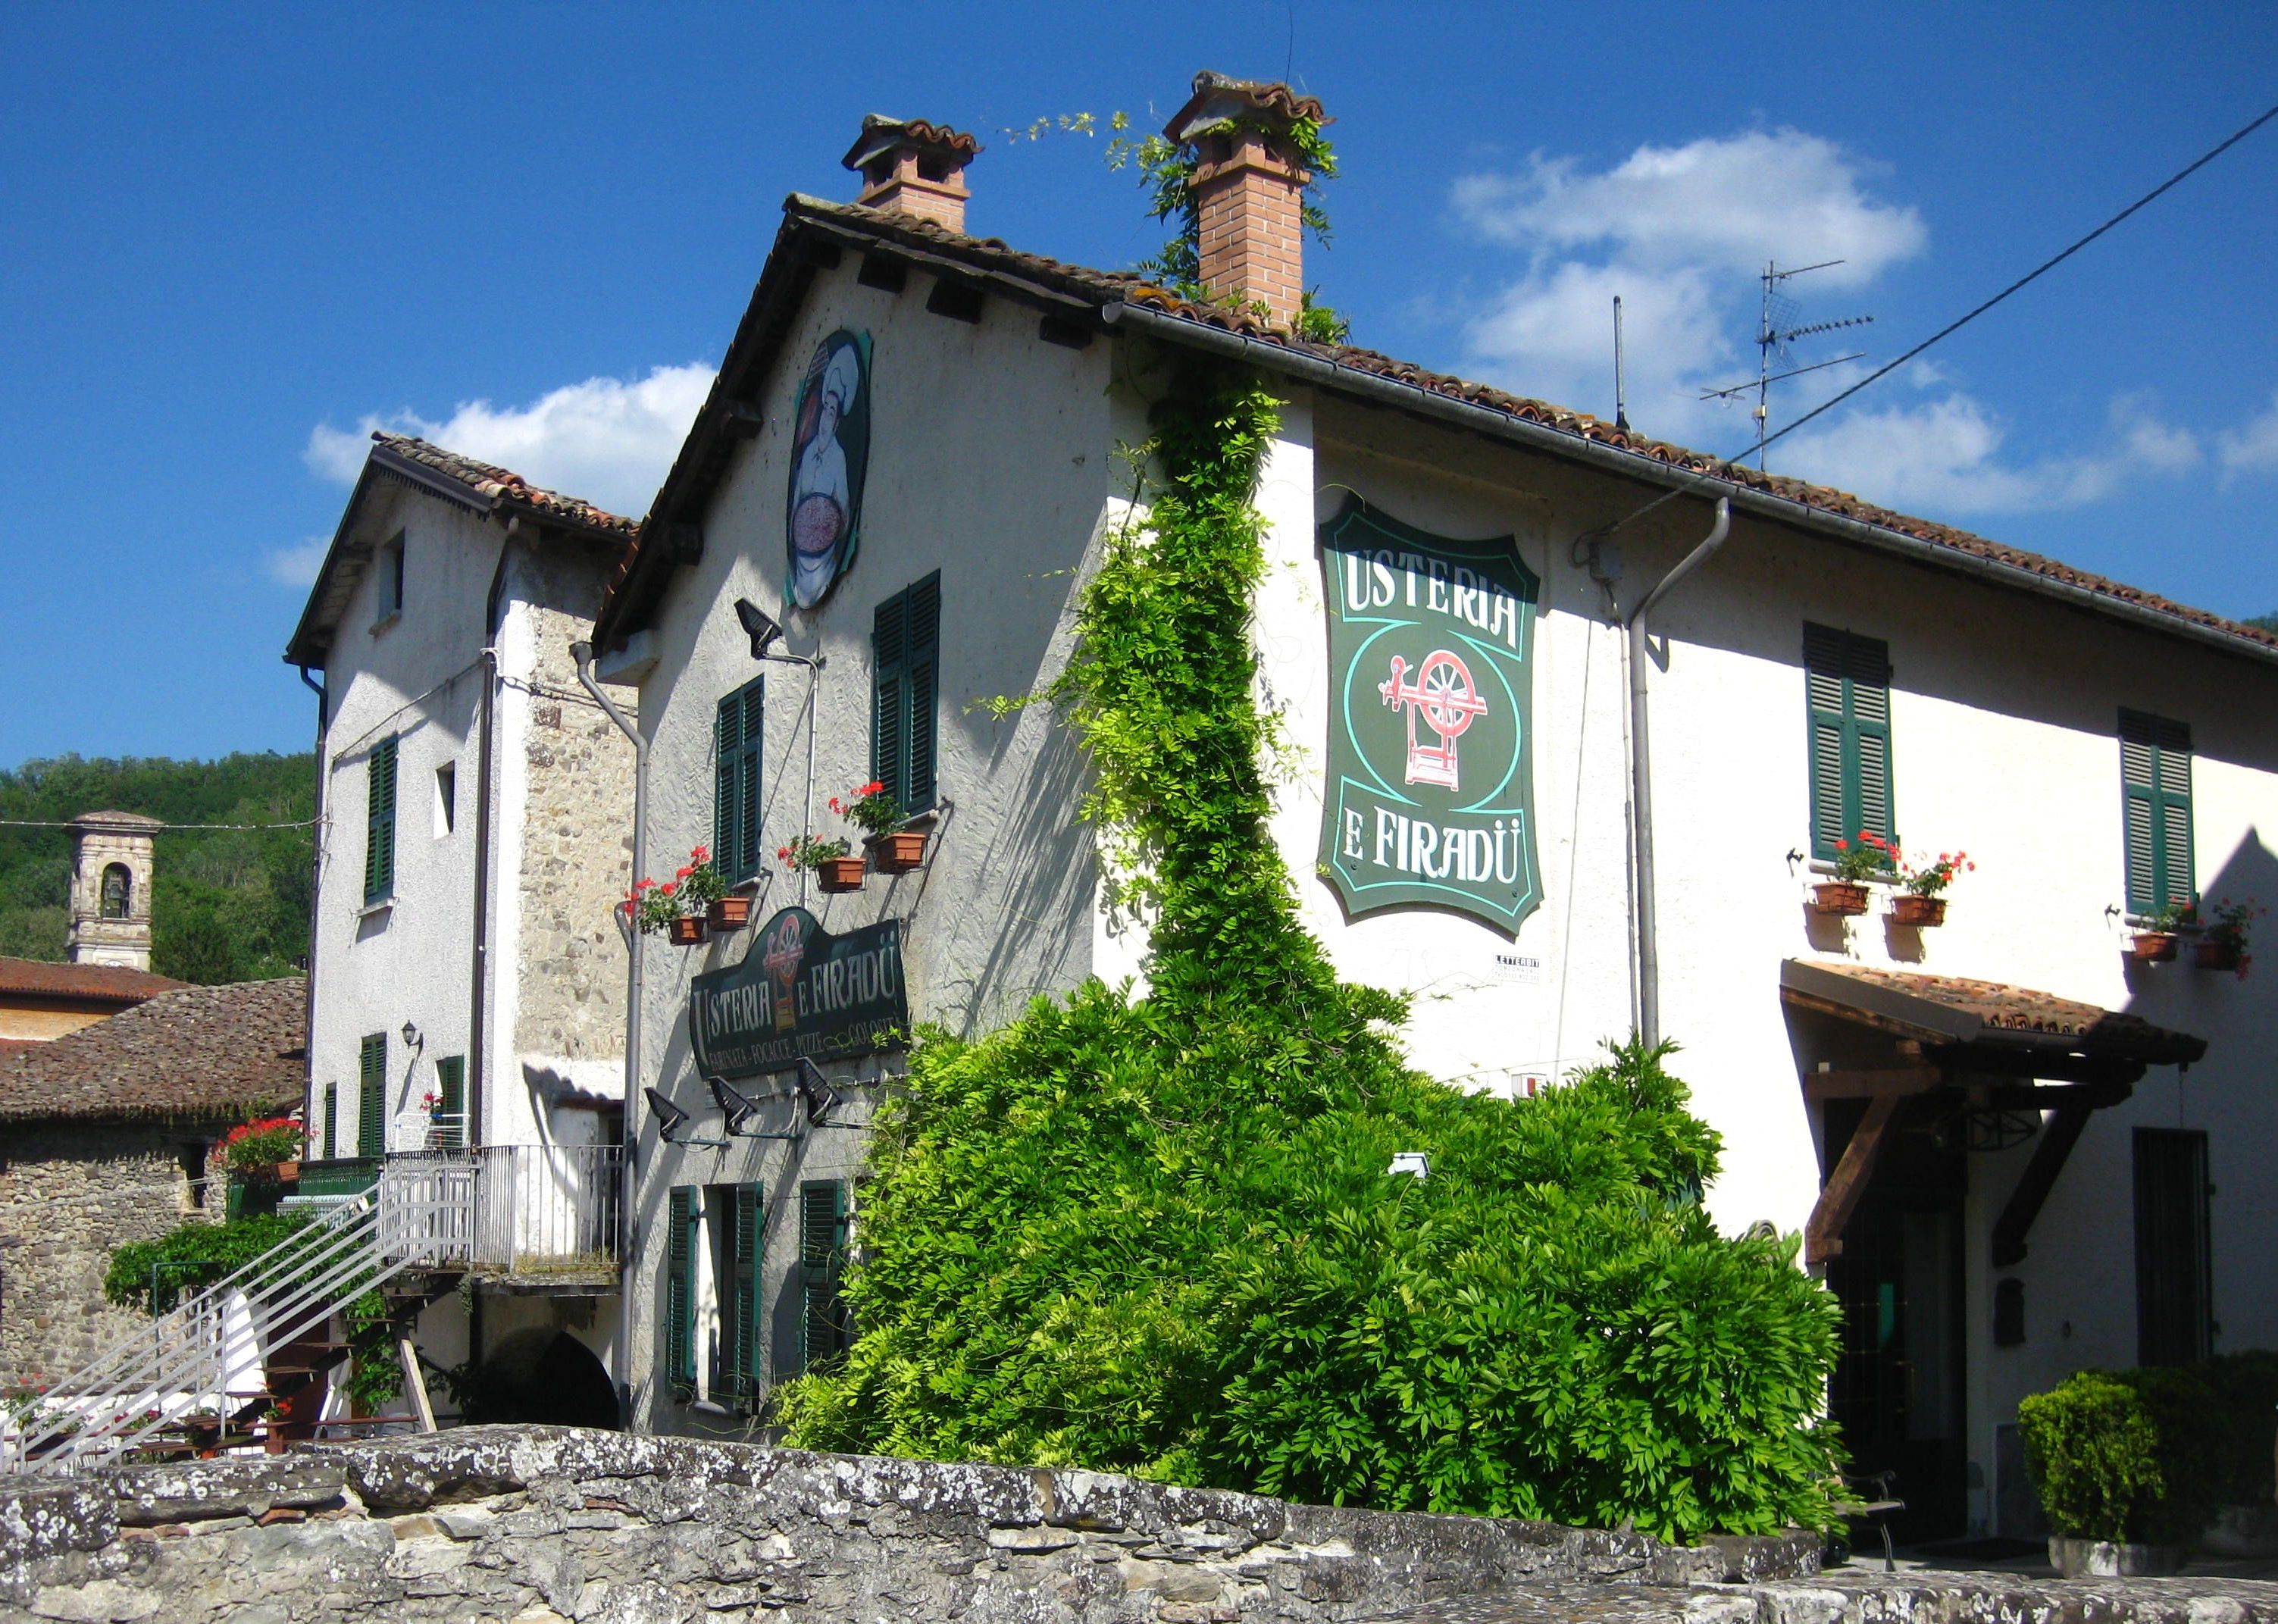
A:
1782;959;2206;1066
594;195;2278;667
0;976;305;1123
0;956;185;1006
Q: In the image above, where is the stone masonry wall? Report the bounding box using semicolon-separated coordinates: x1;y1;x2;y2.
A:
512;589;634;1082
0;1122;224;1391
0;1426;1823;1622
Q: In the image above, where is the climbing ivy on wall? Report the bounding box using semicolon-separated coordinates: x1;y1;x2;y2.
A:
775;366;1844;1538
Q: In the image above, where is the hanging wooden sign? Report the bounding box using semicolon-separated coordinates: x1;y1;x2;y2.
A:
1316;497;1542;935
689;906;906;1081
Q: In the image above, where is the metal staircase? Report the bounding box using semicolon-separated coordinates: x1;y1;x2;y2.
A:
2;1191;417;1474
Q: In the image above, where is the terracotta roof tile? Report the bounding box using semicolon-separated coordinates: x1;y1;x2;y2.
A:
0;956;186;1005
371;433;639;537
0;977;305;1122
596;195;2278;665
1783;959;2206;1065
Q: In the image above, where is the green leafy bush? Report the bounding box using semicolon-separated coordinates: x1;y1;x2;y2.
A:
775;365;1845;1538
2195;1350;2278;1506
2019;1368;2227;1544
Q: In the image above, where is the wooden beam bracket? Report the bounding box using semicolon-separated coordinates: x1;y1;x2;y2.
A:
1991;1106;2092;1268
1806;1093;1902;1266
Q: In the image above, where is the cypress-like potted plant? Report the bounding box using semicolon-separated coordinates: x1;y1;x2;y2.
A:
2020;1369;2225;1576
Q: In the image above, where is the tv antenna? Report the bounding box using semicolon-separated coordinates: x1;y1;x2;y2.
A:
1701;259;1873;471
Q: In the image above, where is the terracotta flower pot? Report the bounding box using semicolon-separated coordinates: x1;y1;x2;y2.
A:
867;830;928;873
707;894;754;931
275;1159;300;1184
1811;881;1870;917
818;856;868;893
2195;938;2242;972
2131;931;2179;962
1890;894;1947;928
668;914;709;946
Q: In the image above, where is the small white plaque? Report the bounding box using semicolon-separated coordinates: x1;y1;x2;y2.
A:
1491;950;1544;985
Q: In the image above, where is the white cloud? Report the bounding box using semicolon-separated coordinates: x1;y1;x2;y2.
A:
265;534;332;588
1778;392;2204;517
1453;130;1927;286
2219;390;2278;476
305;362;716;518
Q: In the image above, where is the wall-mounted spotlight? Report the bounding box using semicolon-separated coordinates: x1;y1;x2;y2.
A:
1385;1150;1431;1180
711;1076;805;1141
793;1057;846;1128
643;1086;728;1150
734;598;784;660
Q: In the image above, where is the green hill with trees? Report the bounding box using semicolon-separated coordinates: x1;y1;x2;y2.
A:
0;753;314;984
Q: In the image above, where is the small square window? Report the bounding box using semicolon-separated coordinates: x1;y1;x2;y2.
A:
434;762;457;837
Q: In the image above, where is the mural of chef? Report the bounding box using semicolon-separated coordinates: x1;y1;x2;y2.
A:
785;329;872;610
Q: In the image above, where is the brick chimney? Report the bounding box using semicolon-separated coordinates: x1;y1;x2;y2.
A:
843;115;981;233
1162;71;1328;329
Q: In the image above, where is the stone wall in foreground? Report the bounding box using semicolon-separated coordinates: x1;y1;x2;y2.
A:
0;1425;1817;1622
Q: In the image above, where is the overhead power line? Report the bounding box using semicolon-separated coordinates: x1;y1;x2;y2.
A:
1601;97;2278;539
0;817;320;832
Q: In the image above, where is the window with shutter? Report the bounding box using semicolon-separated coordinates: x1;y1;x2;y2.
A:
666;1187;697;1400
364;737;399;903
718;1184;762;1407
2120;710;2193;916
320;1084;336;1161
358;1034;386;1157
871;574;941;815
799;1181;851;1371
1803;625;1895;862
434;1056;466;1150
714;679;765;882
2133;1128;2211;1366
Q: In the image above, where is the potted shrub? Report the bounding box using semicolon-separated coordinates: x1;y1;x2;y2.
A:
1812;831;1891;916
2131;901;2188;962
628;875;708;945
1891;848;1973;928
834;781;925;873
2019;1368;2224;1577
2195;897;2259;977
781;833;863;893
224;1116;303;1184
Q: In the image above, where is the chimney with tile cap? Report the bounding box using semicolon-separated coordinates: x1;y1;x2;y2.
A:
843;114;981;233
1163;71;1328;330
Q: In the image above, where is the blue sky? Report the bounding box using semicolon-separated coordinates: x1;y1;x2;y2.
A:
2;2;2273;768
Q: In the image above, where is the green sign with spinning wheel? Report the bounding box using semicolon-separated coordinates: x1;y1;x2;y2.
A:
1316;496;1541;934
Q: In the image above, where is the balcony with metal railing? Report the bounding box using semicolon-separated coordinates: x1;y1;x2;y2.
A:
299;1144;623;1288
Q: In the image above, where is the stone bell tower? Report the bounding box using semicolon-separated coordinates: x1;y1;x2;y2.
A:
67;811;160;971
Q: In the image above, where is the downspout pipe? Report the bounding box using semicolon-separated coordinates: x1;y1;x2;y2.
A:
296;665;326;1144
1624;497;1729;1050
573;640;646;1428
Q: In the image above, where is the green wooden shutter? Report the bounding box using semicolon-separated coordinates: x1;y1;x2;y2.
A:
2121;711;2194;915
906;574;940;812
364;736;399;902
871;590;909;809
713;680;765;882
666;1187;697;1399
724;1184;763;1407
799;1181;850;1371
358;1034;386;1156
434;1056;466;1150
320;1084;336;1161
1804;625;1895;861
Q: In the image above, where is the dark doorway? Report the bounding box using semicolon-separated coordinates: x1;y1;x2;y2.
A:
2133;1128;2211;1366
463;1327;619;1429
1823;1097;1969;1542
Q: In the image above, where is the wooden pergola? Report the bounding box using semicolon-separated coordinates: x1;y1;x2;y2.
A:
1779;959;2207;1266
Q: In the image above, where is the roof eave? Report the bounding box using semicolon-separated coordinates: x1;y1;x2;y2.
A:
1104;302;2278;672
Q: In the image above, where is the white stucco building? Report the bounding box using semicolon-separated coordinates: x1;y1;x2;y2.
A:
286;432;639;1422
583;83;2278;1538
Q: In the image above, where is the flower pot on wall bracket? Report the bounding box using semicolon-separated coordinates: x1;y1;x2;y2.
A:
2195;939;2242;972
1811;882;1870;917
867;830;928;874
668;915;709;947
707;894;754;931
817;856;868;893
2130;931;2179;962
1890;895;1946;928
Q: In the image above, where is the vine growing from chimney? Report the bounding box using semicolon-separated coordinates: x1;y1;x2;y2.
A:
1105;112;1351;345
775;361;1844;1538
